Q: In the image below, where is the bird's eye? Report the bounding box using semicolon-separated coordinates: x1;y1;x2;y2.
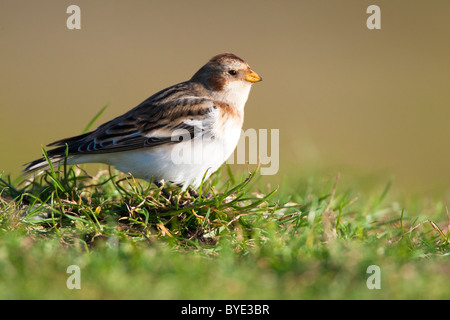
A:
228;70;237;76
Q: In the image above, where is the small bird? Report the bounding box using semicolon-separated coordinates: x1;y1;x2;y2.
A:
24;53;262;190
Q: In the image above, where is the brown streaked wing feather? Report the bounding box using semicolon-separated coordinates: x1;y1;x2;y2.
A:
48;96;216;155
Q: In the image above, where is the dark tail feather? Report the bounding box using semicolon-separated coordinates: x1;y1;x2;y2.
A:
23;146;70;174
46;132;91;147
23;131;92;174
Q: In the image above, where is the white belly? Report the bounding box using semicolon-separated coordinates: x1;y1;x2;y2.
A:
71;126;242;189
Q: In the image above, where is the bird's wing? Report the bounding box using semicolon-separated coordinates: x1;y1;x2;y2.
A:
48;86;217;155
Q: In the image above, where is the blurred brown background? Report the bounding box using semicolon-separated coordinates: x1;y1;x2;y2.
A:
1;0;449;193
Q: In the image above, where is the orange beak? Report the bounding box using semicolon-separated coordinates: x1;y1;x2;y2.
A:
245;70;262;83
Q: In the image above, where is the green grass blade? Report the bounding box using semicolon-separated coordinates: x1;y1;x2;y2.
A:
82;104;109;134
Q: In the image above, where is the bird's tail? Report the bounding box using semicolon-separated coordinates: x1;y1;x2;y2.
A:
23;131;93;174
23;146;70;174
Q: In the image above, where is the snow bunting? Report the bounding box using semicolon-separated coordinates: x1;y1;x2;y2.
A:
24;53;262;189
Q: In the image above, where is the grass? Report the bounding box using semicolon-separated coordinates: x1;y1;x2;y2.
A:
0;109;449;299
0;160;449;299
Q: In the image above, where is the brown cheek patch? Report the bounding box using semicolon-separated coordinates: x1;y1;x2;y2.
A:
207;75;226;91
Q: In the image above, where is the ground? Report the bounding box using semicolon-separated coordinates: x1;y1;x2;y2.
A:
0;163;449;299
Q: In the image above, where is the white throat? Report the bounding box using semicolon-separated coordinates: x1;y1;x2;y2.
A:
212;81;252;111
